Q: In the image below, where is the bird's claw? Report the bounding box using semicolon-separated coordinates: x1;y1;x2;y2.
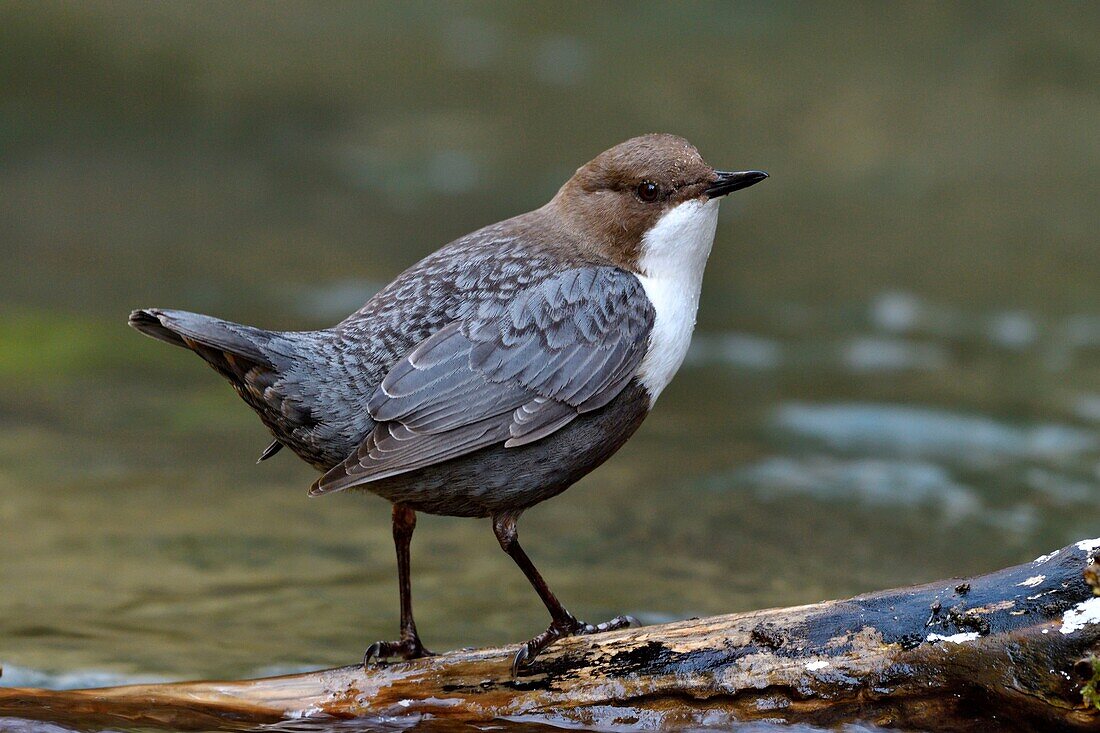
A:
363;636;435;667
511;614;639;676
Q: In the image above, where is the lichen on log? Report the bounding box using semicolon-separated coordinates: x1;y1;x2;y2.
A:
1;539;1099;732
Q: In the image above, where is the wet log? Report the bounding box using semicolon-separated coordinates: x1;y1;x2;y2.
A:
2;540;1099;732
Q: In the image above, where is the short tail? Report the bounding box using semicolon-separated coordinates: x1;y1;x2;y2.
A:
129;308;324;465
128;308;275;368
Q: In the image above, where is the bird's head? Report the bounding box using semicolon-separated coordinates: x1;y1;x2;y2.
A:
551;133;767;272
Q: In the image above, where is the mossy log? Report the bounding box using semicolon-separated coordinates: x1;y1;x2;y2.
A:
2;540;1099;732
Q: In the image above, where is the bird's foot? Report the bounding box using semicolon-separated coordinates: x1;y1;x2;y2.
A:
512;614;638;676
363;635;435;666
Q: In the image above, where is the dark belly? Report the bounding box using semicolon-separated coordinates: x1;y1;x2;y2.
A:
356;380;652;517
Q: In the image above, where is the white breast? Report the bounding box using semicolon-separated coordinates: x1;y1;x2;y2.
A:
634;198;720;404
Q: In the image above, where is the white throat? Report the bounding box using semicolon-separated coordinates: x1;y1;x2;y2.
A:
634;198;720;404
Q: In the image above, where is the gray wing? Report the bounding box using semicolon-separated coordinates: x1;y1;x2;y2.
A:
309;267;654;495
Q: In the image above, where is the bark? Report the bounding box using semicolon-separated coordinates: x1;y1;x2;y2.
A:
2;539;1099;732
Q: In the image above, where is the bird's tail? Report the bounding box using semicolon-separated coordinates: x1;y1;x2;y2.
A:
129;308;327;465
128;308;276;369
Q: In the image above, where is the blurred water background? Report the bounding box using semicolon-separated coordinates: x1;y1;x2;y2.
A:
0;2;1098;729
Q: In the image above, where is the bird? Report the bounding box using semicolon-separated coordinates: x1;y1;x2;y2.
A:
129;133;767;674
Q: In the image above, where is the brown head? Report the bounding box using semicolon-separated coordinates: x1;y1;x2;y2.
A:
549;133;767;270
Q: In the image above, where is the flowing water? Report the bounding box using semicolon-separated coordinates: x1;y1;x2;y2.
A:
1;3;1098;731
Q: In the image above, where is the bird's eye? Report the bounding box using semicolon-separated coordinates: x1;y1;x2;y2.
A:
635;180;660;203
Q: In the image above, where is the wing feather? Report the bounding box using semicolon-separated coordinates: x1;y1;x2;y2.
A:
310;266;654;496
504;398;578;447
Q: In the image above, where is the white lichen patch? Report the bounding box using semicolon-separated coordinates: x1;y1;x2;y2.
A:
805;660;830;671
1029;587;1061;599
927;632;980;644
1033;549;1060;564
1060;596;1100;635
1017;575;1045;588
969;600;1015;614
1076;538;1100;555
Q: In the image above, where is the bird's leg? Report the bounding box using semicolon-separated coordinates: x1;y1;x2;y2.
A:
363;504;434;665
492;512;637;675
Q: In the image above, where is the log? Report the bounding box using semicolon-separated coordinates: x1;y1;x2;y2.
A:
2;539;1099;732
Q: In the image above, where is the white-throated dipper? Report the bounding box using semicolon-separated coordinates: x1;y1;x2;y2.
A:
129;134;767;673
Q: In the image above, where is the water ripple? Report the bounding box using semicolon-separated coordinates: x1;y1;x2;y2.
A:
773;403;1097;464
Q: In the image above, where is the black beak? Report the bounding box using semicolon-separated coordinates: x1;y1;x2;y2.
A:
705;170;769;198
